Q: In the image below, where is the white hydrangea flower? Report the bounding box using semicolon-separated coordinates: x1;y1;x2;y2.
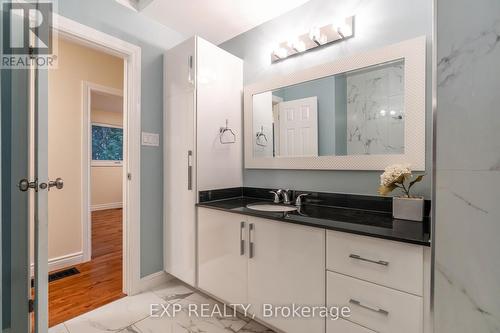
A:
380;164;412;187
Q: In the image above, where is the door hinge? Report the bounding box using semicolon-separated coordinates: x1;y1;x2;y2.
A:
29;299;34;313
127;173;132;181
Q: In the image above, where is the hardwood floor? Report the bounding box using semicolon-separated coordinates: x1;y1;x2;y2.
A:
48;208;125;327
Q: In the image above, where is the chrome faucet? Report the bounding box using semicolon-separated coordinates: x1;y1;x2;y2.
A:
295;193;310;207
269;190;281;203
269;189;292;204
281;189;292;205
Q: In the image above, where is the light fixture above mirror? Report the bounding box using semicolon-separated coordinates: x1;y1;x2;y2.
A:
271;16;355;63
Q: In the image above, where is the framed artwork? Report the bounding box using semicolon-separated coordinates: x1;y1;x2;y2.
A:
91;123;123;166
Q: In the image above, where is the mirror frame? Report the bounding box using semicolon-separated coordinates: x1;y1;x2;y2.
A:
244;36;426;171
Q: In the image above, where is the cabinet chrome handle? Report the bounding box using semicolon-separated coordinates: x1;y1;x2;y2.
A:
349;299;389;316
240;222;245;256
187;150;193;190
188;55;194;85
349;254;389;266
248;223;254;259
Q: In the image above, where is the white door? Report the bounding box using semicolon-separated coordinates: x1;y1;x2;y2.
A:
2;58;34;333
197;208;248;305
31;57;52;333
278;97;318;157
247;217;326;333
5;52;53;333
164;37;197;286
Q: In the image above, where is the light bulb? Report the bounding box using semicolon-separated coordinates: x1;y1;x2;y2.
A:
309;27;325;45
390;110;397;116
288;38;306;53
273;47;288;60
380;110;387;116
337;23;353;38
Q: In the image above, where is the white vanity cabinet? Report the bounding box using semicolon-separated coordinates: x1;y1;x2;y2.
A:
164;37;243;286
197;207;429;333
326;231;426;333
198;208;248;306
247;216;326;333
197;208;326;333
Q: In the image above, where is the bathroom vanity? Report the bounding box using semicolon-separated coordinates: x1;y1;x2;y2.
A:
196;189;431;333
164;35;431;333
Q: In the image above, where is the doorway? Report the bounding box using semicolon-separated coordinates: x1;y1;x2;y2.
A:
43;37;126;327
31;16;141;329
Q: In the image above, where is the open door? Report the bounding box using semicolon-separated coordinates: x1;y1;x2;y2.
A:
1;56;32;333
2;5;55;332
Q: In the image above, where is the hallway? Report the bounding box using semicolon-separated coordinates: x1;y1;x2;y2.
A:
48;209;125;327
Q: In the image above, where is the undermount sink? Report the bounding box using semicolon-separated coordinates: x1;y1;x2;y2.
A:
246;203;298;213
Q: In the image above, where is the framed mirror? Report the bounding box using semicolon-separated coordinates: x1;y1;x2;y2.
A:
244;36;426;170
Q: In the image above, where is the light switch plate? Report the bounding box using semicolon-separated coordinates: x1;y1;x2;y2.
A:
142;132;160;147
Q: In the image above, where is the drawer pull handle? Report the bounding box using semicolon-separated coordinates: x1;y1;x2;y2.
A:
349;254;389;266
240;222;245;256
349;299;389;316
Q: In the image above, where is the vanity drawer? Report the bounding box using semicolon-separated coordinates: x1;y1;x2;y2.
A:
327;318;376;333
326;231;423;295
327;271;423;333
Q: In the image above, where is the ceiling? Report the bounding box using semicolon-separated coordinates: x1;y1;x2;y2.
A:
91;91;123;113
137;0;311;45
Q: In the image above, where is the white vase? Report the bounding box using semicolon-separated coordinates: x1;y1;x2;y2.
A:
393;196;424;221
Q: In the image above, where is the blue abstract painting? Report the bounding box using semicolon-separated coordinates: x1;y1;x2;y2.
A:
92;124;123;161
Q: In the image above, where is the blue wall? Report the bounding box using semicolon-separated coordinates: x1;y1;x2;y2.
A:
220;0;433;197
57;0;185;277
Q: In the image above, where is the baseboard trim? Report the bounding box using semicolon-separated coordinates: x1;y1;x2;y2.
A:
136;271;172;294
30;251;85;276
91;202;123;211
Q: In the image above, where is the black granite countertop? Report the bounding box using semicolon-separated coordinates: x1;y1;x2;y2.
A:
197;195;431;246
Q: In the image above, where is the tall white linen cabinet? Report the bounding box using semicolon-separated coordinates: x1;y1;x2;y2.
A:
163;36;243;286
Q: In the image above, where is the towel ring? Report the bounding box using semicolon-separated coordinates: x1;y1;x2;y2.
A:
219;119;236;144
256;126;268;147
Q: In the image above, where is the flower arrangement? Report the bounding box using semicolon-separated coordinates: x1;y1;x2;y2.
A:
378;164;425;197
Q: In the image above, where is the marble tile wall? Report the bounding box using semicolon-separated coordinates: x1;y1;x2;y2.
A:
346;61;405;155
435;0;500;332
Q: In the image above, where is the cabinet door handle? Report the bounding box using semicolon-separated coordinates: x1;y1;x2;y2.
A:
188;55;194;85
349;254;389;266
187;150;193;190
248;223;254;259
349;299;389;316
240;222;245;256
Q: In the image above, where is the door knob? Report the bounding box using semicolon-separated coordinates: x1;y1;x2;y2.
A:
38;178;64;191
49;178;64;190
18;178;38;192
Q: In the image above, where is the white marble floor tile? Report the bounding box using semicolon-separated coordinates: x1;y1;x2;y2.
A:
64;291;166;333
49;323;69;333
150;279;195;304
238;320;276;333
125;311;238;333
177;292;249;331
61;279;275;333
